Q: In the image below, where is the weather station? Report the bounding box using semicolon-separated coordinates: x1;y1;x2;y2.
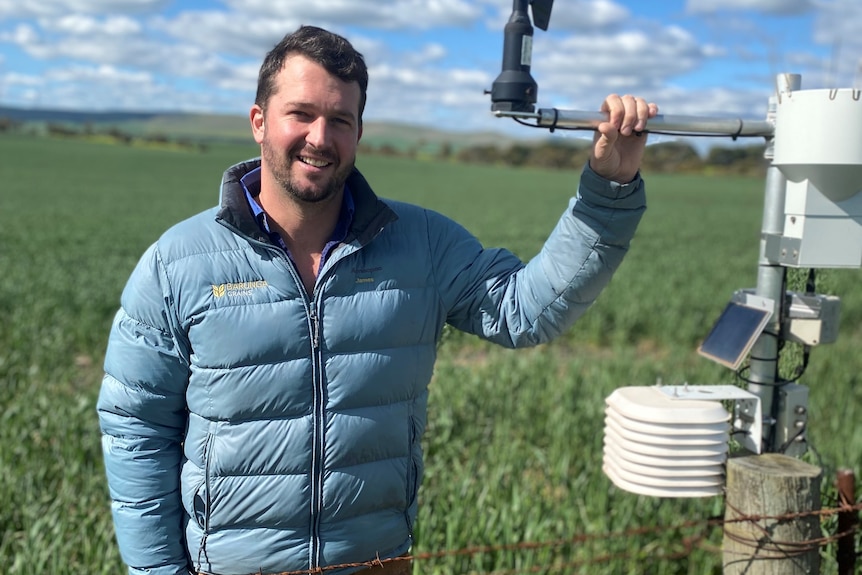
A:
487;1;861;557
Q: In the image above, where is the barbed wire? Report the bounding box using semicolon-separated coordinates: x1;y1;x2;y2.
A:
232;500;862;575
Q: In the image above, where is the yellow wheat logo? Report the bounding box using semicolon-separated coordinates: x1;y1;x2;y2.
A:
212;280;268;298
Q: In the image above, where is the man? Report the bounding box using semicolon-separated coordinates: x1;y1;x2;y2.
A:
98;25;657;575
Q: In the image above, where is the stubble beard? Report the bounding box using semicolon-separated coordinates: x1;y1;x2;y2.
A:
262;138;354;205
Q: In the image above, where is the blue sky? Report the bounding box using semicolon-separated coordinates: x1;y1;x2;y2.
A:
0;0;859;138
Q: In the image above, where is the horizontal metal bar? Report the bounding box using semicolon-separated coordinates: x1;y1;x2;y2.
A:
495;108;776;138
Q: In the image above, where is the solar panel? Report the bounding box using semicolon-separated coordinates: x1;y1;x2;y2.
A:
697;301;771;370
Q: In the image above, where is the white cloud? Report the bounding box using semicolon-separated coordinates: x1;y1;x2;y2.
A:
43;64;168;111
0;0;168;19
546;0;631;31
685;0;814;15
2;16;247;91
47;63;150;83
39;14;141;35
5;61;243;112
151;10;302;59
481;0;630;33
811;0;862;88
209;62;260;94
221;0;482;29
412;43;447;64
365;60;495;131
658;84;770;118
533;25;709;103
0;23;40;45
6;72;44;86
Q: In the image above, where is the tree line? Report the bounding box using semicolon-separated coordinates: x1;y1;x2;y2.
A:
362;138;769;177
0;118;210;152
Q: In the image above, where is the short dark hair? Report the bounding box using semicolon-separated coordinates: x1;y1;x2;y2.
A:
255;26;369;122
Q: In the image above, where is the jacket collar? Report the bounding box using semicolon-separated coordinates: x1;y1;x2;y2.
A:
216;158;398;247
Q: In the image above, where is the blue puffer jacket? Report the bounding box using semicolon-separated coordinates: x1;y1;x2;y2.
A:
97;159;646;575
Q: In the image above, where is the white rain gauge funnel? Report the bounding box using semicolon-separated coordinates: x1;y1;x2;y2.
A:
602;385;761;498
770;88;862;268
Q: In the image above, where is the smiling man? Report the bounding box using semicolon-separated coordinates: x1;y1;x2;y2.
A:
249;38;365;294
97;25;657;575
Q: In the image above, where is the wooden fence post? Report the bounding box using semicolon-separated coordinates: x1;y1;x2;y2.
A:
722;454;822;575
836;468;857;575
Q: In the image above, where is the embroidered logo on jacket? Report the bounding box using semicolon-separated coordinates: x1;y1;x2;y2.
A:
352;266;381;285
212;280;269;298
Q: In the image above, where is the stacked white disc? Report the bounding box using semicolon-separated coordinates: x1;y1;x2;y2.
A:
602;386;730;497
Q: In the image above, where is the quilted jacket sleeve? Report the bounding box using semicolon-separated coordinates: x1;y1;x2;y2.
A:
435;164;646;347
97;243;192;575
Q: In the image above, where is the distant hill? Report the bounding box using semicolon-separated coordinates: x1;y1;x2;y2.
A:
0;106;253;143
0;106;161;124
0;105;528;151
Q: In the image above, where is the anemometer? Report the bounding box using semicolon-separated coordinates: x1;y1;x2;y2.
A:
489;0;861;496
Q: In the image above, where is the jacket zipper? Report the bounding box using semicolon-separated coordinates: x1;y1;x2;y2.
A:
308;303;326;570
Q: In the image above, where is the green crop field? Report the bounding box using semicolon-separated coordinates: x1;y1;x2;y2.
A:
1;133;860;574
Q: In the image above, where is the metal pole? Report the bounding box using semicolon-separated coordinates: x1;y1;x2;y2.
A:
748;74;801;452
493;109;776;138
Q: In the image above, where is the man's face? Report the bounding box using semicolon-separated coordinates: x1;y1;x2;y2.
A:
252;54;362;205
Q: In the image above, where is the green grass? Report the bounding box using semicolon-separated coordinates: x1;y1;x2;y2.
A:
1;133;860;574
